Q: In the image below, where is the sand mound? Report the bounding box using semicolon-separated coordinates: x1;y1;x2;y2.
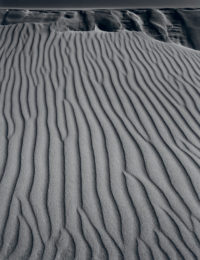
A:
0;19;200;259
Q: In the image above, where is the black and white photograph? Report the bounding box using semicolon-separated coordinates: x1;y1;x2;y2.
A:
0;0;200;259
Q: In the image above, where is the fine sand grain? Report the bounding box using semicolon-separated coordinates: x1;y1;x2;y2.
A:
0;22;200;259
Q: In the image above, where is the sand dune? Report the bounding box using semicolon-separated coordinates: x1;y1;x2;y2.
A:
0;9;200;50
0;20;200;259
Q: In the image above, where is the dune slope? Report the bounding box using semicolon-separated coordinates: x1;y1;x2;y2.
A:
0;23;200;259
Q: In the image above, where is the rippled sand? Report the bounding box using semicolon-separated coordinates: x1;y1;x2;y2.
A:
0;9;200;259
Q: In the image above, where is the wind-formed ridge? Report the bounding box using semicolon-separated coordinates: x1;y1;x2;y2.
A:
0;8;200;50
0;23;200;259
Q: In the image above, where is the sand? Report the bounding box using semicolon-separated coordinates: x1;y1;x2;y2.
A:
0;9;200;50
0;9;200;259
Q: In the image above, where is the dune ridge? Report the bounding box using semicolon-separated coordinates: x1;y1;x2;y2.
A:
0;23;200;259
0;8;200;50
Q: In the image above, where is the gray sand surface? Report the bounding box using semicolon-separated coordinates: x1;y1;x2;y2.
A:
0;10;200;259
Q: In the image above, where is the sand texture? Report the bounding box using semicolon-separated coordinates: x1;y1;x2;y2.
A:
0;15;200;259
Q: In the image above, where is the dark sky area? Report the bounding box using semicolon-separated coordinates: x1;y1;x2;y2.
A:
0;0;199;9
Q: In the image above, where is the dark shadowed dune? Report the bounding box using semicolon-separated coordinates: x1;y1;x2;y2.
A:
177;9;200;49
0;8;200;49
0;9;200;259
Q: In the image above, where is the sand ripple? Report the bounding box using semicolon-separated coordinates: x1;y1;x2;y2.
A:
0;23;200;259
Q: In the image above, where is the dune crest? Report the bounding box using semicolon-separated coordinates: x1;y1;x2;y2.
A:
0;8;200;49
